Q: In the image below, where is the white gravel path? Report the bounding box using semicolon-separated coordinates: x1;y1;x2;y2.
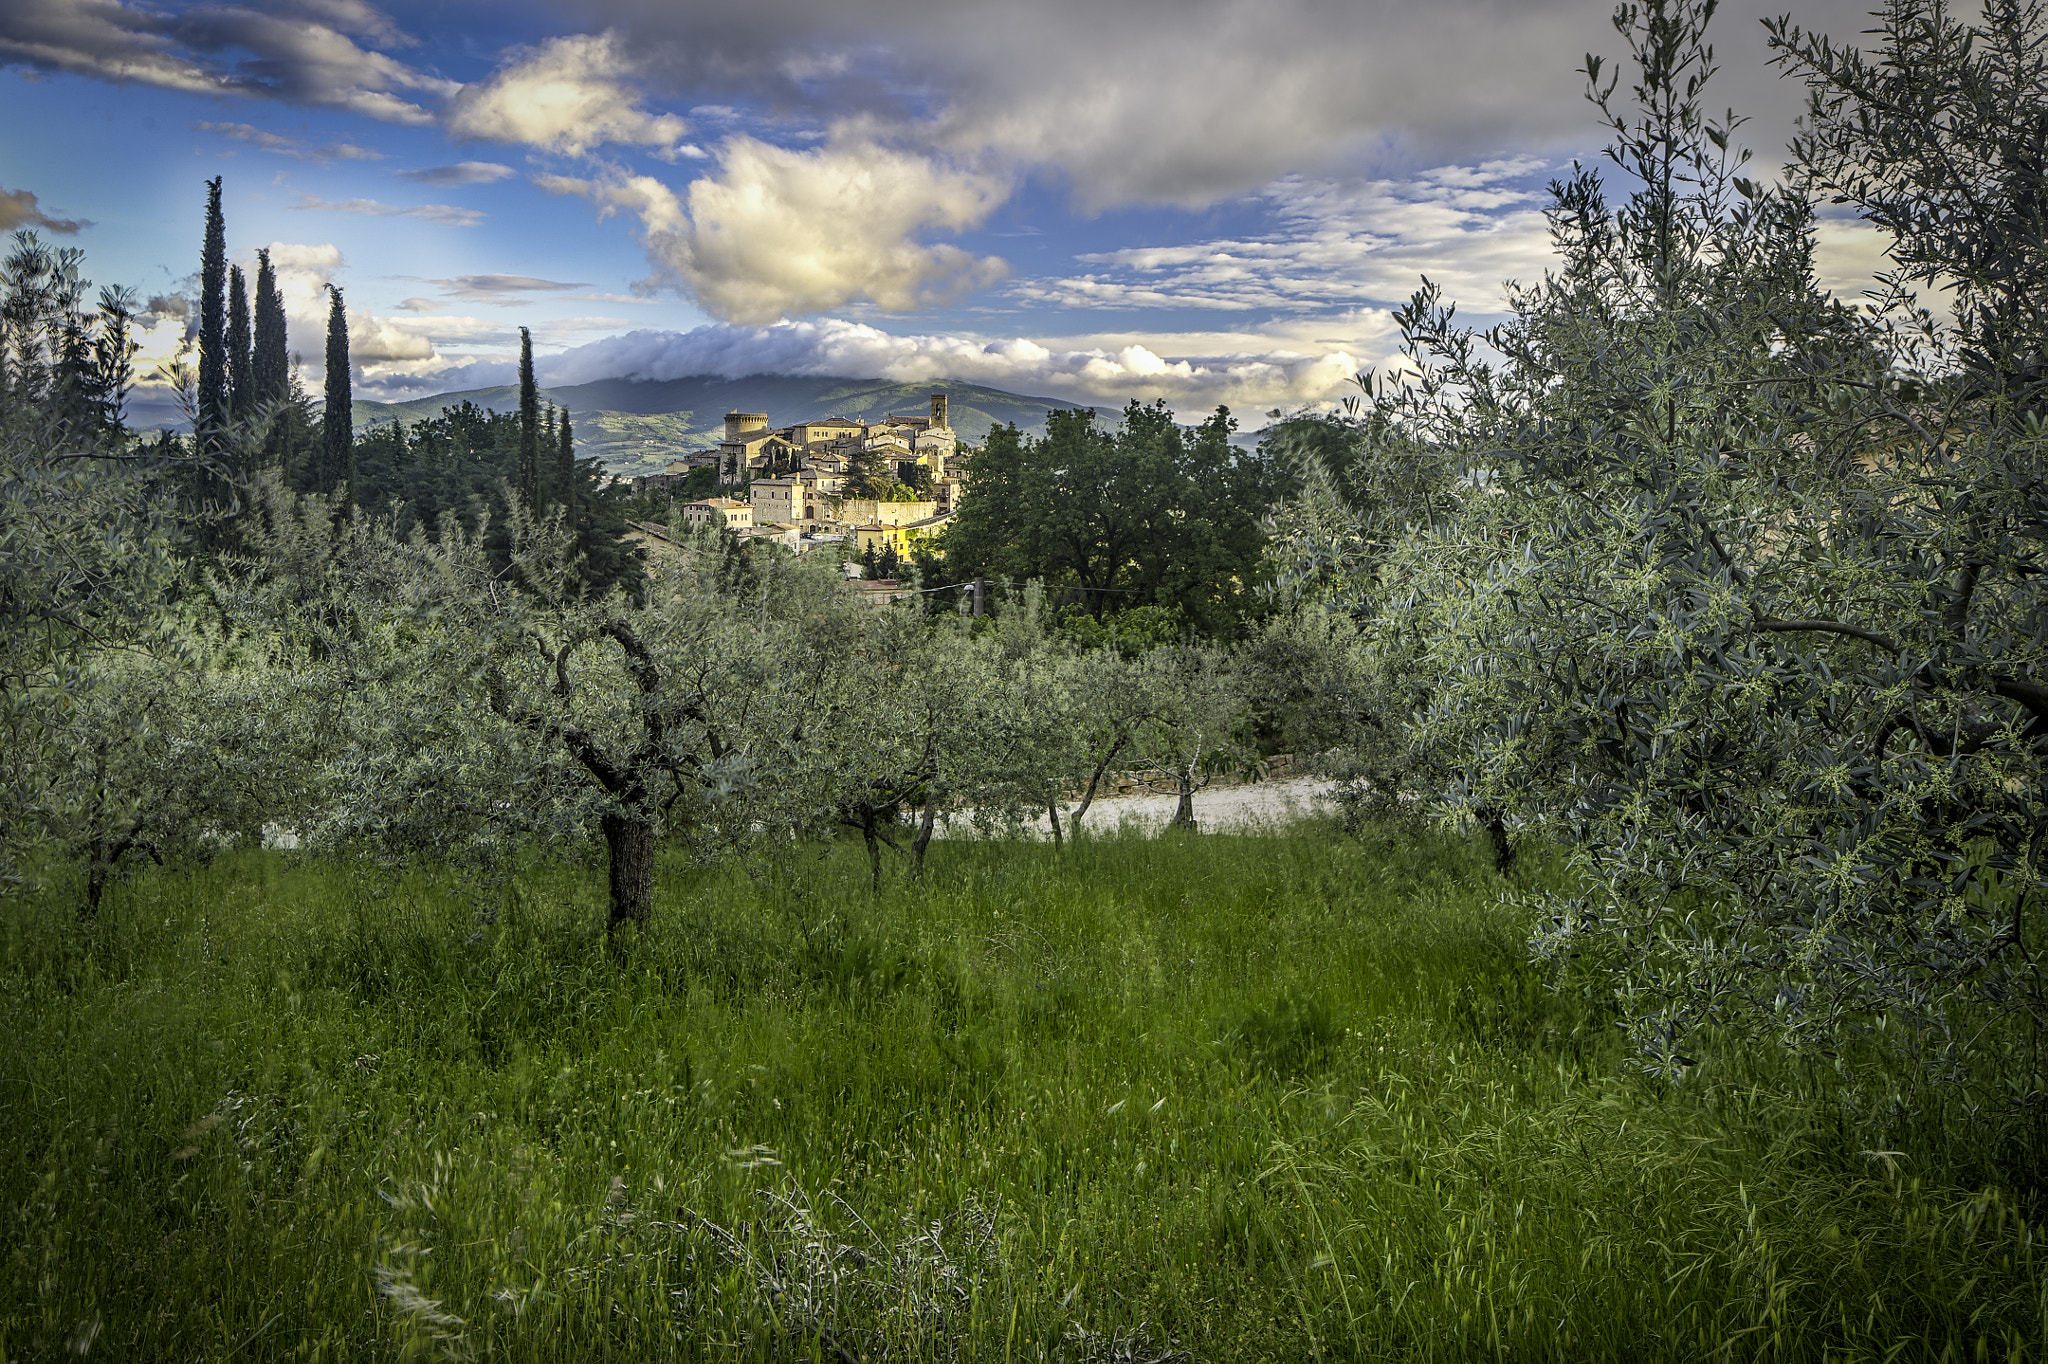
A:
932;776;1339;839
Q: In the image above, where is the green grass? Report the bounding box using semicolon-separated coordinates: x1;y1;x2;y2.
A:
3;826;2043;1361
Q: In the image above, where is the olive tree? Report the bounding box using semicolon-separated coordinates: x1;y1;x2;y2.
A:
0;229;212;897
1285;0;2048;1092
223;482;801;933
1125;644;1252;832
45;646;324;914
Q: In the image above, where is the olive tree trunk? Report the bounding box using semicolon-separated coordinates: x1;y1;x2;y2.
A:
602;810;656;931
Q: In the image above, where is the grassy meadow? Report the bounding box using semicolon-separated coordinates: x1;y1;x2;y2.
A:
3;823;2044;1361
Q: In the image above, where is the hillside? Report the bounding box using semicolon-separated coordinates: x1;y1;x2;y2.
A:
350;376;1116;478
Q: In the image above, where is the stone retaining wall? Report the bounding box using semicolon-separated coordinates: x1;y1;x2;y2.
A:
1074;752;1301;800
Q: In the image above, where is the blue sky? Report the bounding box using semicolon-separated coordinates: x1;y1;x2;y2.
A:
1;0;1890;418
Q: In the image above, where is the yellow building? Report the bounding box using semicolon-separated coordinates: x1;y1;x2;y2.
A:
853;522;910;557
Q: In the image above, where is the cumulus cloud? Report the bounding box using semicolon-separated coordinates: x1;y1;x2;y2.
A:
291;194;484;226
446;32;691;156
347;312;436;367
395;161;515;185
268;241;343;270
195;120;383;161
0;184;89;233
587;0;1898;216
237;240;436;377
541;134;1009;323
0;0;456;124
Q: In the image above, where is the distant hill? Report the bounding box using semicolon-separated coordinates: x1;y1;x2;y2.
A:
350;376;1117;479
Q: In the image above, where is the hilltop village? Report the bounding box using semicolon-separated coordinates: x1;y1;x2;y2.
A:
632;394;966;564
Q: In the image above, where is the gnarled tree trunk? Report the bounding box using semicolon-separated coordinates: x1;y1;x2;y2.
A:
1068;733;1128;838
602;810;656;931
1168;737;1202;832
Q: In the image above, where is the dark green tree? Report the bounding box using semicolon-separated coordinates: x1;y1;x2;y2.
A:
843;440;880;498
557;405;576;529
943;403;1277;632
225;263;251;427
197;177;226;459
249;246;309;478
320;285;350;500
517;327;540;514
251;247;287;408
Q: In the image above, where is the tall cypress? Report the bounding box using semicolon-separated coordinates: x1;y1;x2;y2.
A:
226;264;252;424
252;248;287;406
517;327;540;514
321;284;351;500
557;405;576;532
198;177;226;456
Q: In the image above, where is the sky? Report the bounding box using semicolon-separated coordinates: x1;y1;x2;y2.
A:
0;0;1899;424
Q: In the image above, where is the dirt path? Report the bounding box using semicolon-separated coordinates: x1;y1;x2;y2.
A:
934;776;1338;839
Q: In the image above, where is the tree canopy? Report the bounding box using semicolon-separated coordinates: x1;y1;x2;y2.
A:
943;401;1280;635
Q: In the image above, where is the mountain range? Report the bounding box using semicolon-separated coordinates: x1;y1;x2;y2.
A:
350;376;1117;479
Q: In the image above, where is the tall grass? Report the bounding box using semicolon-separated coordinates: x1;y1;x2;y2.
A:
2;824;2042;1360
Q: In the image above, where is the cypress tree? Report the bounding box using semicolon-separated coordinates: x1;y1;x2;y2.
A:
198;177;226;456
321;284;351;500
517;327;540;514
252;248;287;406
558;405;576;532
226;264;252;424
544;403;557;485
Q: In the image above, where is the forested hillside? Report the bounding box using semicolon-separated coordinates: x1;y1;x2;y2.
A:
355;375;1116;477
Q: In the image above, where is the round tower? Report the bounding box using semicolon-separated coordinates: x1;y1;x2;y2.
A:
725;411;770;443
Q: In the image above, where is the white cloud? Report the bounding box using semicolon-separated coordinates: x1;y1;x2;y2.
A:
349;311;435;368
1018;161;1555;316
515;318;1370;410
291;194;485;227
237;241;439;378
590;0;1906;217
542;134;1009;323
395;161;515;184
446;32;689;156
430;273;592;304
0;0;236;97
267;241;343;270
0;0;456;124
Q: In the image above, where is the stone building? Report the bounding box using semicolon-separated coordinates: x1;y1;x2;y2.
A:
717;394;962;493
679;496;753;531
